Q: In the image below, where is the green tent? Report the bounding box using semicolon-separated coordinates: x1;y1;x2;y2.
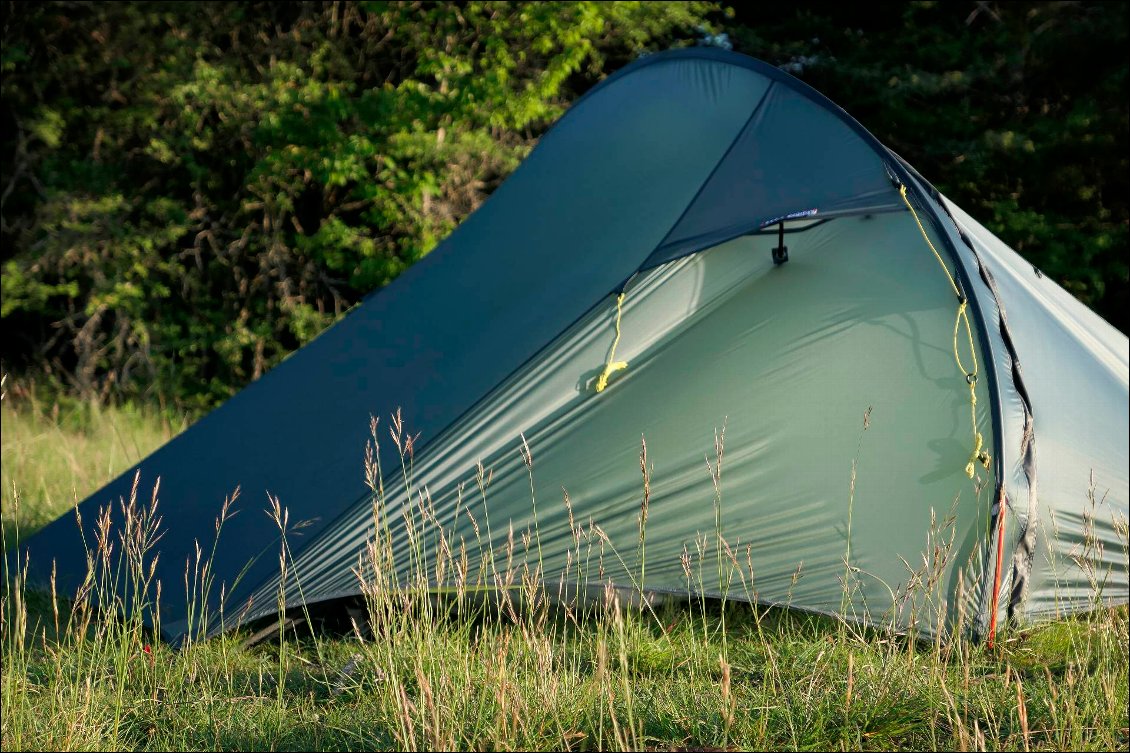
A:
19;49;1128;644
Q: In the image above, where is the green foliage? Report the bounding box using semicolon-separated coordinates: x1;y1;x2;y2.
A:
1;1;712;410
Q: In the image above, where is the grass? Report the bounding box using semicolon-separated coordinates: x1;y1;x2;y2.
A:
1;394;1128;751
0;390;187;551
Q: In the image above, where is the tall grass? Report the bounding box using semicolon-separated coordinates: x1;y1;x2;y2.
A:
1;386;185;550
1;391;1127;751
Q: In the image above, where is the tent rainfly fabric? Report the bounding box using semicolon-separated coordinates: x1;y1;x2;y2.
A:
17;48;1129;644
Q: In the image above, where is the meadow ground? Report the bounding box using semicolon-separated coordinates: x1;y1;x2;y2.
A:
1;394;1127;751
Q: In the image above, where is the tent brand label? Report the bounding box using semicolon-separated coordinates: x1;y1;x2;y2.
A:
761;208;818;227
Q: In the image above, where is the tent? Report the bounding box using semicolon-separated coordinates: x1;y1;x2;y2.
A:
18;48;1128;644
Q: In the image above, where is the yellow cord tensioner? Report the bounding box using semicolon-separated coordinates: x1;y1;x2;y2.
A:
899;184;991;478
595;292;629;393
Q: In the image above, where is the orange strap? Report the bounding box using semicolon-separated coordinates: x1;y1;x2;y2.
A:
987;489;1007;647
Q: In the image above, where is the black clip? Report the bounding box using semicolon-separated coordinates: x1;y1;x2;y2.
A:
772;222;788;265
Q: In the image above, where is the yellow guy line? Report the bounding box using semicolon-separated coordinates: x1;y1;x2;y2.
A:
595;292;629;393
899;184;990;478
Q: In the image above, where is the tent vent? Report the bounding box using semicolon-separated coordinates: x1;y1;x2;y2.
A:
772;222;788;265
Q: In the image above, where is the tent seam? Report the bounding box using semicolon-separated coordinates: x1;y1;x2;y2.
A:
651;82;777;253
910;168;1040;638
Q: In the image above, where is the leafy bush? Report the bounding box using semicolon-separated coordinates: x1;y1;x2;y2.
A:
0;1;713;410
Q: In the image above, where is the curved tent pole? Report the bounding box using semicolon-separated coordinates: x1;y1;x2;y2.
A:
892;154;1040;646
228;49;1018;643
586;50;1006;511
604;48;1013;642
